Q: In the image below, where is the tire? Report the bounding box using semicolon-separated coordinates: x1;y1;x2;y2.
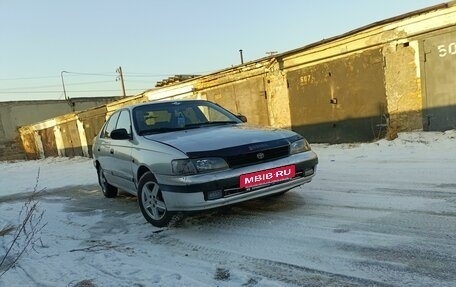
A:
137;172;174;227
97;167;118;198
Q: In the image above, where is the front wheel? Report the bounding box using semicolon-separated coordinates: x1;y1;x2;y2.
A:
98;167;118;198
137;172;174;227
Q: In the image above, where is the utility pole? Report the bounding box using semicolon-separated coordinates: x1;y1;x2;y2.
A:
60;70;74;111
239;49;244;64
116;66;127;98
60;71;68;100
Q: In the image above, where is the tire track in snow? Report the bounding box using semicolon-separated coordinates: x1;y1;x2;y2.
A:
144;232;393;287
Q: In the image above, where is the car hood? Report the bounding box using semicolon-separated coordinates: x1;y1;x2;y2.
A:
143;124;301;156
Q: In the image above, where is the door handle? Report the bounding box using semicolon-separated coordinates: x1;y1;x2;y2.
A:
110;149;114;154
425;115;433;127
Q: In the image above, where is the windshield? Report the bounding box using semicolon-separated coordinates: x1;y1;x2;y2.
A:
133;100;242;135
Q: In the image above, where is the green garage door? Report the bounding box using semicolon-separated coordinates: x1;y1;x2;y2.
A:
422;29;456;131
288;48;387;143
204;76;270;126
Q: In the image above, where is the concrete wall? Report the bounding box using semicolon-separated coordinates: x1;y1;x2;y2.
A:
383;42;423;133
0;97;118;160
0;97;118;143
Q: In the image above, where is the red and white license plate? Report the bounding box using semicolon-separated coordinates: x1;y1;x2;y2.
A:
240;165;296;189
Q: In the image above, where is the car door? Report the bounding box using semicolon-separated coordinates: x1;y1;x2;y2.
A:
110;109;136;193
96;111;121;185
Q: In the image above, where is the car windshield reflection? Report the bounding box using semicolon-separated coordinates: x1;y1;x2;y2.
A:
139;121;240;135
133;101;242;135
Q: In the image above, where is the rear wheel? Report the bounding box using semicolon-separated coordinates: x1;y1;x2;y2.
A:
138;172;174;227
97;167;118;198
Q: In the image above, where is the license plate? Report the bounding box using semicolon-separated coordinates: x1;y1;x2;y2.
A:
240;165;296;189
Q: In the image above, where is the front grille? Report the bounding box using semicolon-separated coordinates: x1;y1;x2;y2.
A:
225;145;289;168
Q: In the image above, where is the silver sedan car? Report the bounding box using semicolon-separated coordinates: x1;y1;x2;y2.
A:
93;100;318;227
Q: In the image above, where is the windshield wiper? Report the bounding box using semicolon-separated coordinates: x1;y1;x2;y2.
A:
185;121;238;127
208;121;239;124
139;127;184;135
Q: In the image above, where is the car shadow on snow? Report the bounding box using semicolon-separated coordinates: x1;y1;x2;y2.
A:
172;190;307;227
56;186;307;228
61;189;139;215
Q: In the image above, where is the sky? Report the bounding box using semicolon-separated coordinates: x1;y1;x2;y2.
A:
1;130;455;286
0;0;446;102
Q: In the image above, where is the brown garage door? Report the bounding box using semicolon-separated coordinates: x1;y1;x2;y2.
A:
59;121;83;157
78;107;108;157
38;127;58;157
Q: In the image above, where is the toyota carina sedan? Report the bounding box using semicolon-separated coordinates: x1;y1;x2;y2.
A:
93;100;318;227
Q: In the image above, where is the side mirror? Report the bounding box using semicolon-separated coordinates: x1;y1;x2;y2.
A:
237;114;247;123
110;128;131;140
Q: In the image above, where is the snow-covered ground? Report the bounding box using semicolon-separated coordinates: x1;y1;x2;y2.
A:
0;130;455;287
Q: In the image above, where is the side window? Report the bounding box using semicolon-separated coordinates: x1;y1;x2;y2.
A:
116;110;132;135
101;112;120;138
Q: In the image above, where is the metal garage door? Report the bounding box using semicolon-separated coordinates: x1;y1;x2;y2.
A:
288;48;387;143
422;29;456;131
78;107;108;157
59;121;83;157
38;127;58;157
205;76;270;126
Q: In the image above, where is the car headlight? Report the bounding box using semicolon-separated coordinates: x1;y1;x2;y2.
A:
172;159;197;175
172;157;228;175
290;139;311;154
193;158;228;172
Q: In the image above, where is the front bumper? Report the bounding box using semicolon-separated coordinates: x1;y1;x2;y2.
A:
159;151;318;211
